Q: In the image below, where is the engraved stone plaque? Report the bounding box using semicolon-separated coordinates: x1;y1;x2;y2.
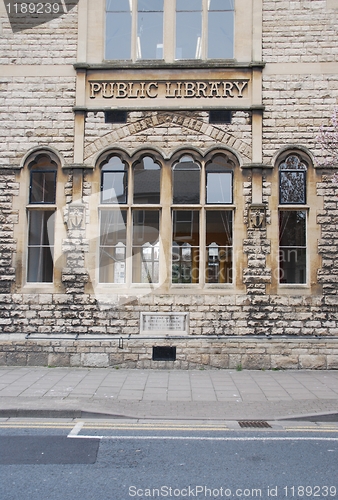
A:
140;312;189;336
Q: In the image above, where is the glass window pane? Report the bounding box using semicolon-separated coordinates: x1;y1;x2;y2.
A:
176;0;202;10
106;0;131;11
279;211;306;284
137;11;163;59
102;172;127;204
105;12;132;59
207;172;232;203
173;158;200;204
134;157;161;204
209;0;234;10
206;211;232;246
99;210;127;283
279;211;306;247
27;210;54;283
138;0;163;12
208;11;234;59
132;210;160;283
205;211;232;284
279;247;306;284
172;211;199;284
30;171;56;204
280;171;306;204
28;210;54;246
176;12;202;59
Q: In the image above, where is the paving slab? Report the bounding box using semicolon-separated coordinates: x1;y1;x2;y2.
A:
0;366;337;421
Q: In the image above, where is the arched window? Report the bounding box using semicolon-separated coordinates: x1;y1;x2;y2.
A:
171;150;236;285
98;150;161;285
26;153;58;283
278;154;308;284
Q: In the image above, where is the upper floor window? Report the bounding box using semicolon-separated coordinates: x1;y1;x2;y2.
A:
105;0;234;61
106;0;164;60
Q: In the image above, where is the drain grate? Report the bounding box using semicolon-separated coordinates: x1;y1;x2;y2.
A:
238;421;272;428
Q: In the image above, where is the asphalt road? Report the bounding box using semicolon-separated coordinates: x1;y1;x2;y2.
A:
0;420;337;500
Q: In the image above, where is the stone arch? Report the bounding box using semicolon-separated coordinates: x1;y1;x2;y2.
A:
84;112;252;164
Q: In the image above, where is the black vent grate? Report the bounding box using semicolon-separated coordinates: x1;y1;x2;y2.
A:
152;346;176;361
238;421;271;428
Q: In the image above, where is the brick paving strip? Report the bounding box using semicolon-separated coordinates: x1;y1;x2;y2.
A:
0;367;337;421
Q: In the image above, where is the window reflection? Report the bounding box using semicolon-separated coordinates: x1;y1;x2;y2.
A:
173;156;200;204
101;156;127;204
176;0;202;59
172;210;199;283
105;0;132;60
137;0;164;59
279;155;307;204
133;156;161;204
205;211;232;283
208;0;234;59
279;210;306;284
99;210;127;283
132;210;160;283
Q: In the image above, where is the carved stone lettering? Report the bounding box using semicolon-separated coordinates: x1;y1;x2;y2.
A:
140;313;189;335
89;80;249;100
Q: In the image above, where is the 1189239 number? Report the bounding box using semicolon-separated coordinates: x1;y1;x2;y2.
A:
283;486;337;497
6;3;60;14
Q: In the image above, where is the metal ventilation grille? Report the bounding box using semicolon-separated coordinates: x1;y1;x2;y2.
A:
152;346;176;361
238;421;272;428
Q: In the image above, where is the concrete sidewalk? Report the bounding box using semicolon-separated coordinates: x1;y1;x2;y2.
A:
0;366;337;421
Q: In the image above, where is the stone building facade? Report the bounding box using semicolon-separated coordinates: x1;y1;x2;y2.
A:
0;0;338;369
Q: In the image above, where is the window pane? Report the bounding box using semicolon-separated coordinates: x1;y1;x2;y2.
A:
105;12;132;59
106;0;131;11
101;156;127;204
172;210;199;284
280;171;306;204
176;0;202;10
205;211;232;284
28;210;54;246
207;172;232;203
137;12;163;59
176;12;202;59
99;210;127;283
279;211;306;247
209;0;234;11
132;210;160;283
102;172;127;203
134;157;161;204
279;211;306;284
138;0;163;12
208;11;234;59
206;211;232;246
27;210;54;283
279;248;306;284
173;158;200;204
30;171;56;204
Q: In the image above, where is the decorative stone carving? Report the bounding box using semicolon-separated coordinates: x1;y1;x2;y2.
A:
65;202;86;230
249;204;267;228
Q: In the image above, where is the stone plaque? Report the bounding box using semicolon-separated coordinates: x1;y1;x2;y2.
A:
140;312;189;335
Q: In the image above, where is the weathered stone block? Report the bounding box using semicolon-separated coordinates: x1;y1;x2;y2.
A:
81;353;109;367
299;355;326;369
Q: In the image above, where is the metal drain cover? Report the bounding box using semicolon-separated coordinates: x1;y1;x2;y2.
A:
238;421;271;428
